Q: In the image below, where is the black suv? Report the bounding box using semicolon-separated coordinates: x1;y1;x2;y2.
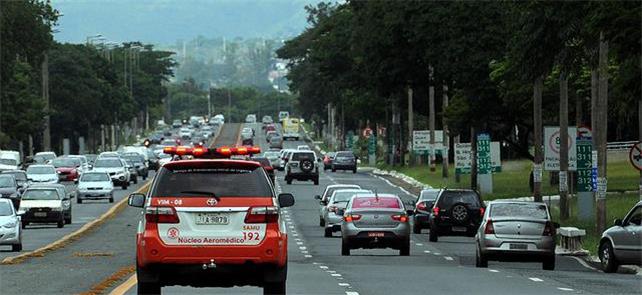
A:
331;151;357;173
285;151;319;185
429;189;485;242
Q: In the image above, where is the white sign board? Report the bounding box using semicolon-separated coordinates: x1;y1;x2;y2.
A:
454;142;501;173
413;130;443;151
544;127;577;171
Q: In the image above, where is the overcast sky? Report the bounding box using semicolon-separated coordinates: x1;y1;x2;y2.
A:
51;0;321;45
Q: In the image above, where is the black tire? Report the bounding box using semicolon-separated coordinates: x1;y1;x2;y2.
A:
109;195;114;203
143;175;147;180
476;246;488;268
122;183;128;190
57;218;64;228
450;203;470;224
65;215;71;224
21;222;27;229
137;282;161;295
352;168;357;174
400;240;410;256
264;280;286;295
542;256;555;271
314;177;319;185
599;241;619;273
331;167;336;172
133;177;138;184
77;198;82;204
324;227;332;237
429;228;438;242
319;217;325;227
301;160;313;173
286;178;292;185
341;239;350;256
413;222;421;234
12;243;22;252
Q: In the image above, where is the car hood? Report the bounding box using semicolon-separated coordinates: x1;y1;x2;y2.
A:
20;199;62;208
0;215;18;224
0;187;18;194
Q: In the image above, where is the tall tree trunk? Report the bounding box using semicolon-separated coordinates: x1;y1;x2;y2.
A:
596;32;609;233
429;67;436;172
42;52;51;151
533;76;544;202
470;126;478;191
442;84;449;179
639;50;642;201
407;86;414;165
559;73;569;220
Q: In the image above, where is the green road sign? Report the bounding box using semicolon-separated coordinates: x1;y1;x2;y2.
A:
477;133;492;174
576;138;593;192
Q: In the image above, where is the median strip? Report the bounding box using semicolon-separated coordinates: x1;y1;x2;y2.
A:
1;181;151;265
80;265;136;295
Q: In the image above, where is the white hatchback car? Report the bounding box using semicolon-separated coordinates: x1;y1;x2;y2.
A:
77;172;115;203
26;164;58;184
0;198;22;251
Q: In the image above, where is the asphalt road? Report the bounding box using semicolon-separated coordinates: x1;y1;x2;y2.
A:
1;123;639;295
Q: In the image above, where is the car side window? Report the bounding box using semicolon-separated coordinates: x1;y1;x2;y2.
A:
626;206;642;226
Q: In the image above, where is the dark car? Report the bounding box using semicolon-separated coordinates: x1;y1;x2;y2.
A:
0;175;21;209
252;157;275;184
146;149;160;171
429;189;485;242
413;188;441;234
332;151;357;173
122;153;149;180
2;170;29;191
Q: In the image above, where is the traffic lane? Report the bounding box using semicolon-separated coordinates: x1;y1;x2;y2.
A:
276;171;579;295
0;174;153;258
318;170;642;294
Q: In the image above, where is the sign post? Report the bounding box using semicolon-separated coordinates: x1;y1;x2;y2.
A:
576;136;593;221
368;134;376;167
477;133;493;194
629;142;642;200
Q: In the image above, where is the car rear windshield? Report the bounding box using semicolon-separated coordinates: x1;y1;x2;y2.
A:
324;185;360;199
332;190;370;203
351;197;401;209
0;159;17;166
3;172;26;181
0;176;15;187
151;166;272;197
437;190;481;207
490;203;548;219
291;152;315;161
22;189;60;200
81;173;110;182
0;202;13;216
335;152;354;158
52;158;80;168
94;159;123;168
419;190;440;201
27;166;55;174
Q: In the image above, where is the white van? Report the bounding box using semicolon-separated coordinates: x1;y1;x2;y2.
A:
0;151;21;171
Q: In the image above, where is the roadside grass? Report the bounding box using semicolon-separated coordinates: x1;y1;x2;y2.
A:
549;193;639;255
377;156;638;200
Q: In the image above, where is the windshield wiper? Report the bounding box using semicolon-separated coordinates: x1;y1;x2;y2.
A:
180;190;216;197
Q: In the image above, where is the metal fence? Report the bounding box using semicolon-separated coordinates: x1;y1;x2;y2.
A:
606;141;638;152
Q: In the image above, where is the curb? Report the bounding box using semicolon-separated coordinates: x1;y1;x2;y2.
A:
1;181;151;265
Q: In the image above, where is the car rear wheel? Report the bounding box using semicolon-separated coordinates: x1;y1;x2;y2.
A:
331;167;336;172
263;280;286;295
413;222;421;234
21;222;28;229
12;243;22;252
400;240;410;256
324;227;332;237
77;198;82;204
542;256;555;270
65;215;72;224
286;178;292;185
57;218;64;228
341;239;350;256
122;183;128;190
353;167;357;174
319;217;325;227
476;246;488;268
137;282;161;295
313;177;319;185
429;228;438;242
599;241;619;273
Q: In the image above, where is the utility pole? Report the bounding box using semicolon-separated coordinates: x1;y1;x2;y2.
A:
227;88;231;123
639;52;642;200
407;85;414;164
428;67;436;171
559;73;569;219
442;84;449;179
596;32;609;233
42;52;51;151
533;76;544;202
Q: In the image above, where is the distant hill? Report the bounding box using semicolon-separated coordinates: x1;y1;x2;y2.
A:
51;0;321;44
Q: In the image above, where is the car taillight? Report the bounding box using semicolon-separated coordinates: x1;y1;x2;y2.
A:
543;221;556;236
391;214;409;223
432;206;440;216
484;219;494;235
145;206;179;224
245;206;279;223
416;202;427;211
480;207;485;216
344;214;361;223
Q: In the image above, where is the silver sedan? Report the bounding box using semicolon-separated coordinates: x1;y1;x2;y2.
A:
475;201;558;270
323;189;372;237
341;194;411;256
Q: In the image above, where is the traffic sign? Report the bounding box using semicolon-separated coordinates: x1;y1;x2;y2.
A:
544;126;577;171
629;141;642;171
412;130;443;152
576;138;593;192
477;133;492;174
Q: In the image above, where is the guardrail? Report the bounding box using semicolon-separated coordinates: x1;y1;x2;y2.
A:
607;141;637;151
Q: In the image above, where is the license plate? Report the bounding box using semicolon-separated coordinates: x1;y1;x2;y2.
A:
367;232;385;237
34;212;47;217
195;213;229;225
452;226;467;232
510;243;528;250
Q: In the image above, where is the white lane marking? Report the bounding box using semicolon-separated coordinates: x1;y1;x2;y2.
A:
373;175;414;198
326;270;337;273
338;283;350;287
299;246;307;250
304;254;313;258
529;277;544;282
319;265;329;269
313;262;319;265
423;250;431;253
346;292;360;295
331;273;342;277
557;287;574;291
433;253;441;255
570;256;599;272
295;238;301;241
416;243;423;246
444;256;454;261
296;242;303;245
488;269;499;273
301;250;309;254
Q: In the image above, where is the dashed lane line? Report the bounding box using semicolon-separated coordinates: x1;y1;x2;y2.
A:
557;287;574;291
529;277;544;282
444;256;454;261
489;269;500;273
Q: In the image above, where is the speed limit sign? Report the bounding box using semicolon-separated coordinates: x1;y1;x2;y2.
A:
629;141;642;171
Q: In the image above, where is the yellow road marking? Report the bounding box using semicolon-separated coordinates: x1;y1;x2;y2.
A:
108;274;137;295
1;181;151;265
